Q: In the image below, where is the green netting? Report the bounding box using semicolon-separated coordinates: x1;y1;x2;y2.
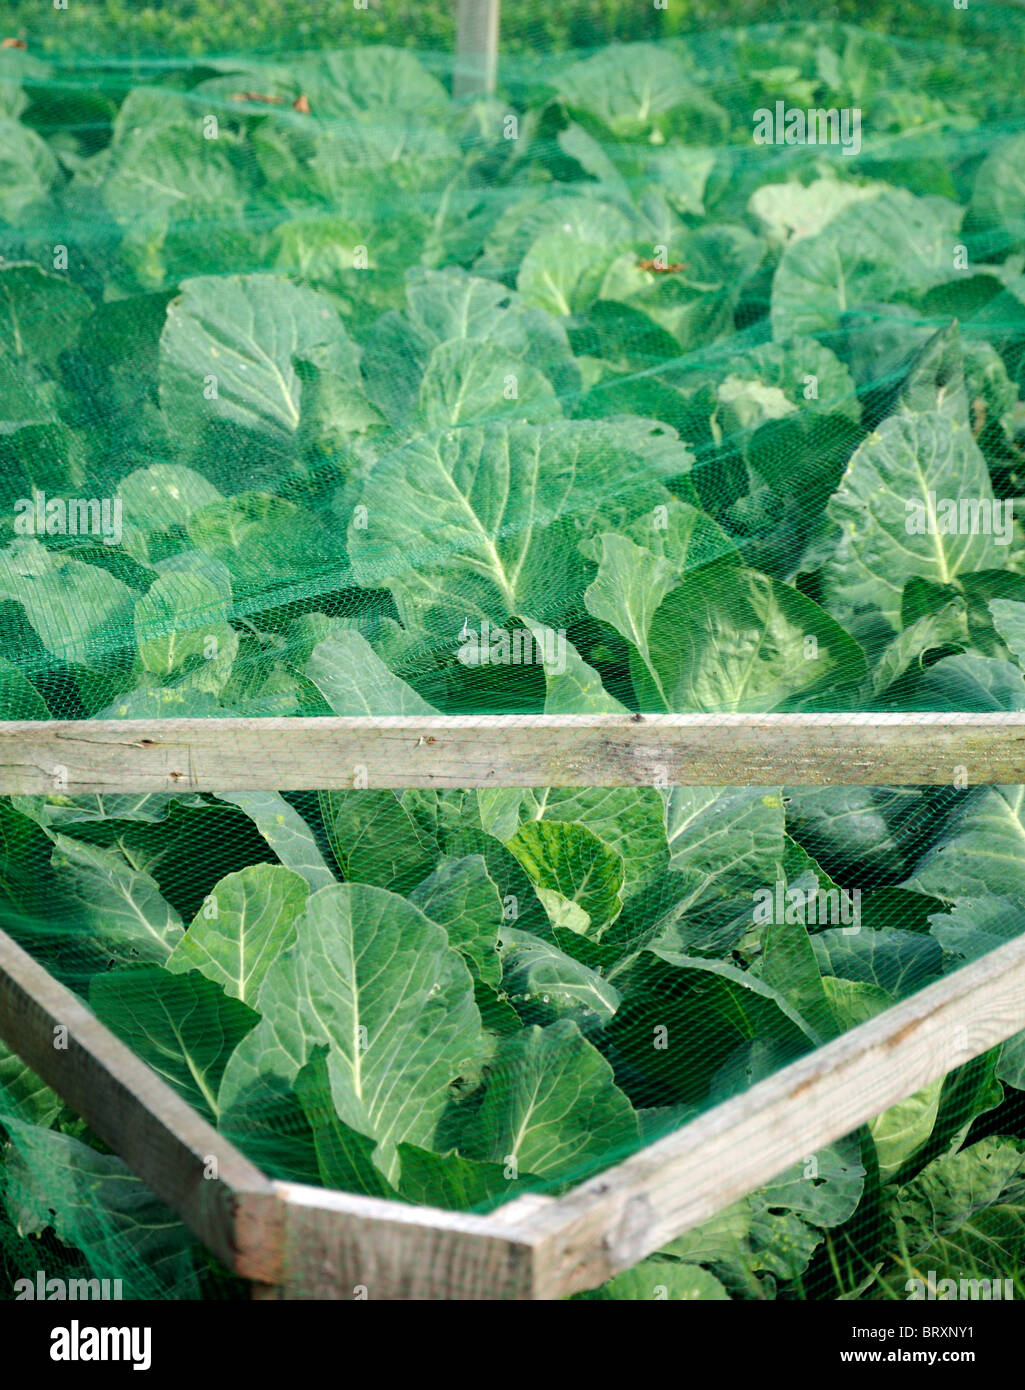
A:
0;10;1023;715
3;0;1025;1304
3;781;1025;1300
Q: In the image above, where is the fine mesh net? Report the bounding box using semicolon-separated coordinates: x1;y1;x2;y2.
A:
2;0;1025;1302
4;782;1025;1300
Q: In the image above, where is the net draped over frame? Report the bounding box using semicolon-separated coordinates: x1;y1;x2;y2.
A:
2;0;1025;1302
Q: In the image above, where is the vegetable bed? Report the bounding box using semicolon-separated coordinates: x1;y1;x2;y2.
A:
2;17;1025;1300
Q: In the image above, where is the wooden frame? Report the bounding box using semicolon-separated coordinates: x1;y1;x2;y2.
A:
2;918;1025;1298
1;712;1024;1297
2;712;1025;794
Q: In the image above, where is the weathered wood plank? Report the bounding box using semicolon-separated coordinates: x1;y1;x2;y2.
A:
0;927;281;1282
271;1182;536;1300
2;712;1025;793
454;0;500;96
492;928;1025;1299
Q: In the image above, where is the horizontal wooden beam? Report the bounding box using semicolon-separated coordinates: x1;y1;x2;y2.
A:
0;927;281;1282
264;1181;536;1300
497;926;1025;1299
3;712;1025;793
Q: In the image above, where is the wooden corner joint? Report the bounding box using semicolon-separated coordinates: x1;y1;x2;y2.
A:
230;1186;287;1285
